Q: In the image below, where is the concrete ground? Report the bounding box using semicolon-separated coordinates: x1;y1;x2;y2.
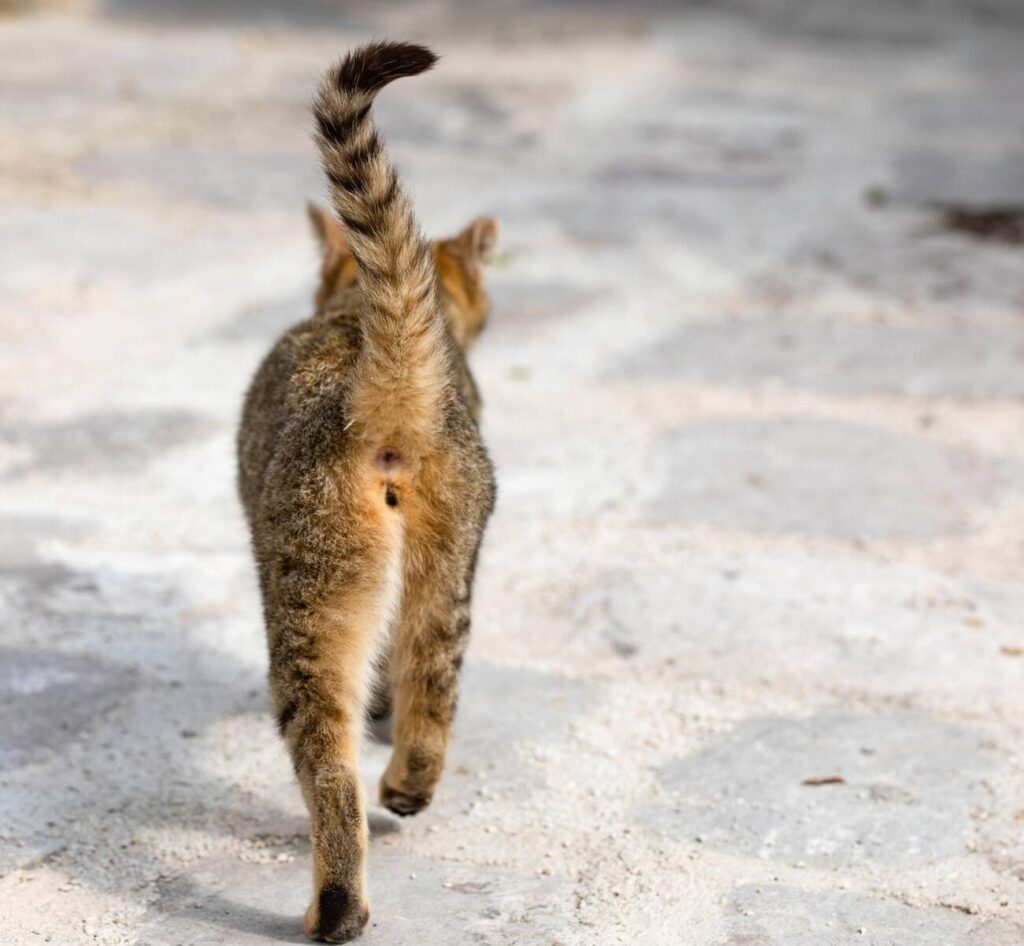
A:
1;1;1023;944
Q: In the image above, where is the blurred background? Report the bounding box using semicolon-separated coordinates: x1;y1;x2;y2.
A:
1;2;1022;944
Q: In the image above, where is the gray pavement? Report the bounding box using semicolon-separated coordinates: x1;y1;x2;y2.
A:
1;2;1022;944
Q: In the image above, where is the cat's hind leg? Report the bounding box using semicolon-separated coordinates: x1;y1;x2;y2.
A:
378;455;492;816
267;495;403;942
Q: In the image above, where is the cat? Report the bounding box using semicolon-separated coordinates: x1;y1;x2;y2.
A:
237;41;498;943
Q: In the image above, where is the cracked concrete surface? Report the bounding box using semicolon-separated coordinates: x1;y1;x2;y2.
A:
1;1;1022;944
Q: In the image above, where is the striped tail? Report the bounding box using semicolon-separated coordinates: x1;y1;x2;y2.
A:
313;41;449;457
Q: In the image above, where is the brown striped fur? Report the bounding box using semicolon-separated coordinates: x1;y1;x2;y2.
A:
237;42;497;943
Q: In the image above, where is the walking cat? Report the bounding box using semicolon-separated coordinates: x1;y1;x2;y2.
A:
237;41;497;942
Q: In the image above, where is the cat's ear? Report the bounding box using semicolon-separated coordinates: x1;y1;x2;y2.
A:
457;216;499;264
306;202;348;257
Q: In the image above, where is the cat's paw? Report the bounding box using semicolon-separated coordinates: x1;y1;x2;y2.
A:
304;885;369;943
379;778;432;817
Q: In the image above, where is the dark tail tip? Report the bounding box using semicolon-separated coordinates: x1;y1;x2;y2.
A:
332;40;438;95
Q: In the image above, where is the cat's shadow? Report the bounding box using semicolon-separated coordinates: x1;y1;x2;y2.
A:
156;881;305;943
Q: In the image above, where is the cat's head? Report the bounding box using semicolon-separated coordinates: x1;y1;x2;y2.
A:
307;204;498;350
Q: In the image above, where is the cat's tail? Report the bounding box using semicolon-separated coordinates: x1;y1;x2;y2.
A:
313;41;449;458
